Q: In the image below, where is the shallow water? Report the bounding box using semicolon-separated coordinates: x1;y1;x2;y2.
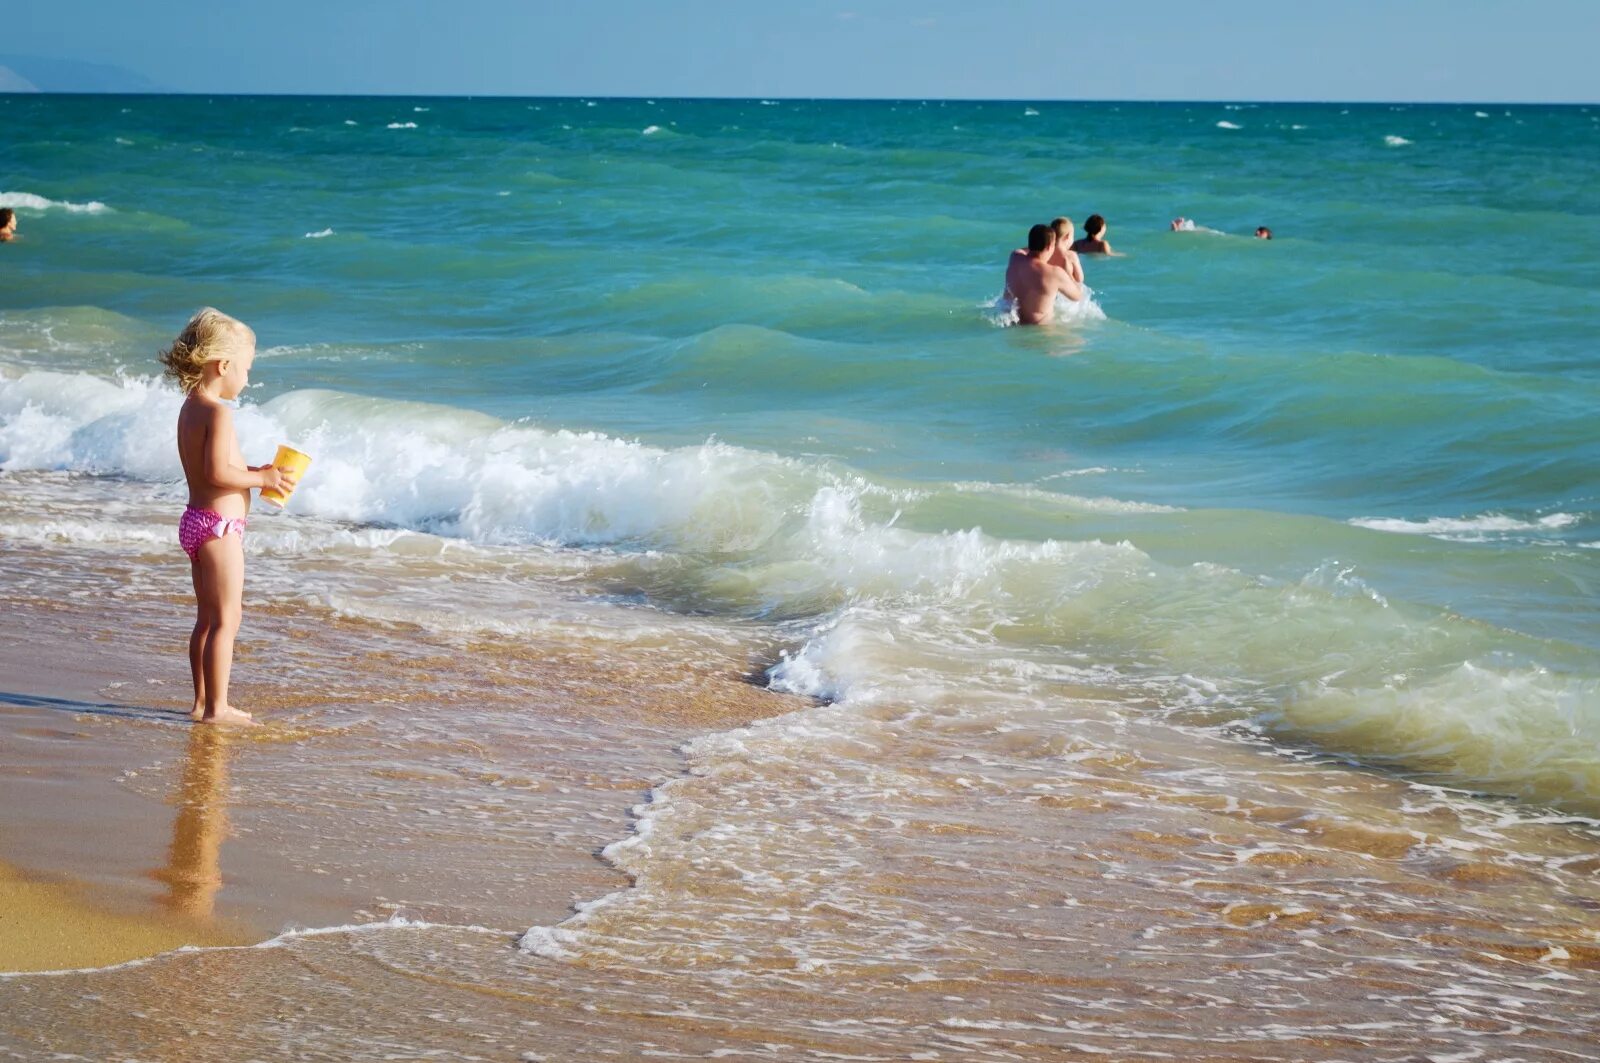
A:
2;95;1599;1058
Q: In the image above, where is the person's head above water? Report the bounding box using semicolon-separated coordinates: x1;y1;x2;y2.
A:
0;208;15;242
1083;214;1107;238
1027;223;1056;257
1255;226;1273;240
1050;216;1074;243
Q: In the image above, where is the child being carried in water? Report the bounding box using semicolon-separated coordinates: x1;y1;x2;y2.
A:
160;308;296;726
1047;217;1085;285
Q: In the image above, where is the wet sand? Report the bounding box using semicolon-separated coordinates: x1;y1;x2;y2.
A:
0;530;802;976
0;860;248;974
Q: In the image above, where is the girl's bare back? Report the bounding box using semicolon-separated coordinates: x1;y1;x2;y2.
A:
177;396;252;518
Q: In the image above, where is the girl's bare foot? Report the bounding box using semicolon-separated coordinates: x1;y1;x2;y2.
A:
190;702;206;722
199;705;257;727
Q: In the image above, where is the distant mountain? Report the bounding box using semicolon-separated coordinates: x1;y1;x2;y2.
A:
0;54;168;93
0;64;39;92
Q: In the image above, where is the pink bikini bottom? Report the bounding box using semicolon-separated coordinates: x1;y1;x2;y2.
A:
179;506;248;562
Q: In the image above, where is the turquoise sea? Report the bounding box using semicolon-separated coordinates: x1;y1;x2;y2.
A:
3;95;1600;1058
6;94;1597;799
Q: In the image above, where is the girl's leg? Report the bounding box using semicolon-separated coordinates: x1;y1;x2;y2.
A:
188;560;213;720
194;533;252;725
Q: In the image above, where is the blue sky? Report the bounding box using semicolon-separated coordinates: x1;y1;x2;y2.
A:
5;0;1598;102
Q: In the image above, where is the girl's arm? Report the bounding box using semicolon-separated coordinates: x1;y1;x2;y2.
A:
202;405;282;490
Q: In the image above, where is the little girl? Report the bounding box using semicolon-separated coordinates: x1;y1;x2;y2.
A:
160;308;295;726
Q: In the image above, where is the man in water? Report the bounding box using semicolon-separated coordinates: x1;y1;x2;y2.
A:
1070;214;1120;256
1047;217;1084;284
1255;226;1273;240
0;209;15;243
1004;223;1082;325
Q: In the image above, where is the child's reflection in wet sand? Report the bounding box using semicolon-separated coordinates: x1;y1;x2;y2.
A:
154;726;230;920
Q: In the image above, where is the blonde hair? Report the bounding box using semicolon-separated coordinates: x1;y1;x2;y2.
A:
159;308;254;394
1050;216;1074;240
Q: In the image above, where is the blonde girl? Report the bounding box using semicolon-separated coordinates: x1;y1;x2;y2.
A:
160;308;294;725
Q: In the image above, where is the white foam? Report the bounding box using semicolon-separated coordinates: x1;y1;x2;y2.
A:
642;125;662;135
0;913;503;980
1170;218;1227;235
387;121;418;130
0;369;807;550
1216;121;1242;130
1023;108;1040;117
8;365;1599;820
1385;135;1412;146
1036;467;1113;481
985;288;1108;328
1474;111;1489;118
303;228;334;239
343;119;358;126
0;371;184;478
947;480;1180;514
1351;512;1580;541
0;191;110;214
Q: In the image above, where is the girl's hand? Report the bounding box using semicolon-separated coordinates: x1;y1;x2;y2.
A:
258;465;288;492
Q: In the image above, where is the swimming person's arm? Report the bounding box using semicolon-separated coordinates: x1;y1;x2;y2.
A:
1054;265;1083;302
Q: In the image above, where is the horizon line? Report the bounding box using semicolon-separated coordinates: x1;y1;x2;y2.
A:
3;90;1594;107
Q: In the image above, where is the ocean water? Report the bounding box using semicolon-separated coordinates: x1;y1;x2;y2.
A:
3;95;1600;1057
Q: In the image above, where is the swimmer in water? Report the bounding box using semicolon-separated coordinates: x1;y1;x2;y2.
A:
1255;226;1273;239
1004;223;1083;326
1047;217;1084;285
1070;214;1121;256
0;208;16;243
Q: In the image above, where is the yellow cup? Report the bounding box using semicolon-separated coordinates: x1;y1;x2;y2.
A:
259;445;312;509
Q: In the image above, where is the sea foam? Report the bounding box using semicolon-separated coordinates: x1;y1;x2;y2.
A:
985;290;1108;327
0;191;110;214
1351;512;1579;541
4;367;1599;815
